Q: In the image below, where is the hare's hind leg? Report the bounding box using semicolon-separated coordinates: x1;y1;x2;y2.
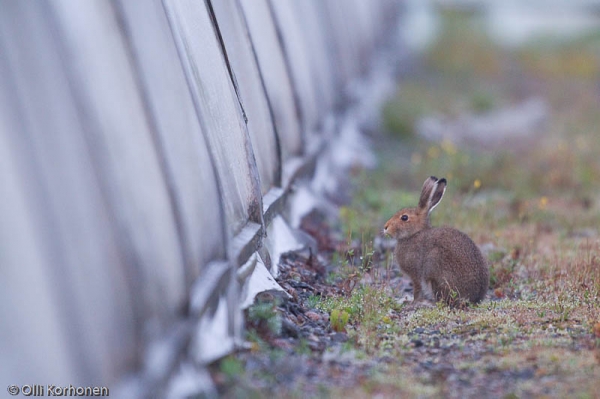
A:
411;279;422;302
421;279;435;302
407;280;436;309
412;279;432;301
422;251;444;302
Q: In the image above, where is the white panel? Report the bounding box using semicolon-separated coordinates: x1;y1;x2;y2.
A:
293;0;337;114
239;0;303;160
116;0;226;283
0;1;136;386
212;0;280;193
269;1;321;133
164;0;263;236
0;69;77;390
50;0;186;328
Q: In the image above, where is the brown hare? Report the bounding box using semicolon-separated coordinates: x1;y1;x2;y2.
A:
384;176;489;305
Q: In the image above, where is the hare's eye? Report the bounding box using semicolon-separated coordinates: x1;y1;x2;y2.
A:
401;214;409;221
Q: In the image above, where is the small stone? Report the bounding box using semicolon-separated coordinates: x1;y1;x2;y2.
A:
284;285;298;301
281;317;299;338
307;333;320;342
308;340;324;352
312;327;326;337
412;339;424;348
515;368;535;379
569;228;597;238
305;311;321;321
287;313;299;324
272;338;293;350
331;332;348;343
414;327;425;334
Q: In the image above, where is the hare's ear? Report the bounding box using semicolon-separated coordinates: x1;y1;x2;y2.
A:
428;178;447;213
418;176;446;214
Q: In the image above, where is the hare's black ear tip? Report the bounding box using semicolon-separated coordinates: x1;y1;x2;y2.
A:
439;178;447;185
429;175;438;182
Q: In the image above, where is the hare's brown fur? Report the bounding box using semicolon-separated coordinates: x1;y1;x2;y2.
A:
384;176;489;304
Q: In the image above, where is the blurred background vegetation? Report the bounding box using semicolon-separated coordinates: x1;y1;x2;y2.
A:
345;6;600;245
